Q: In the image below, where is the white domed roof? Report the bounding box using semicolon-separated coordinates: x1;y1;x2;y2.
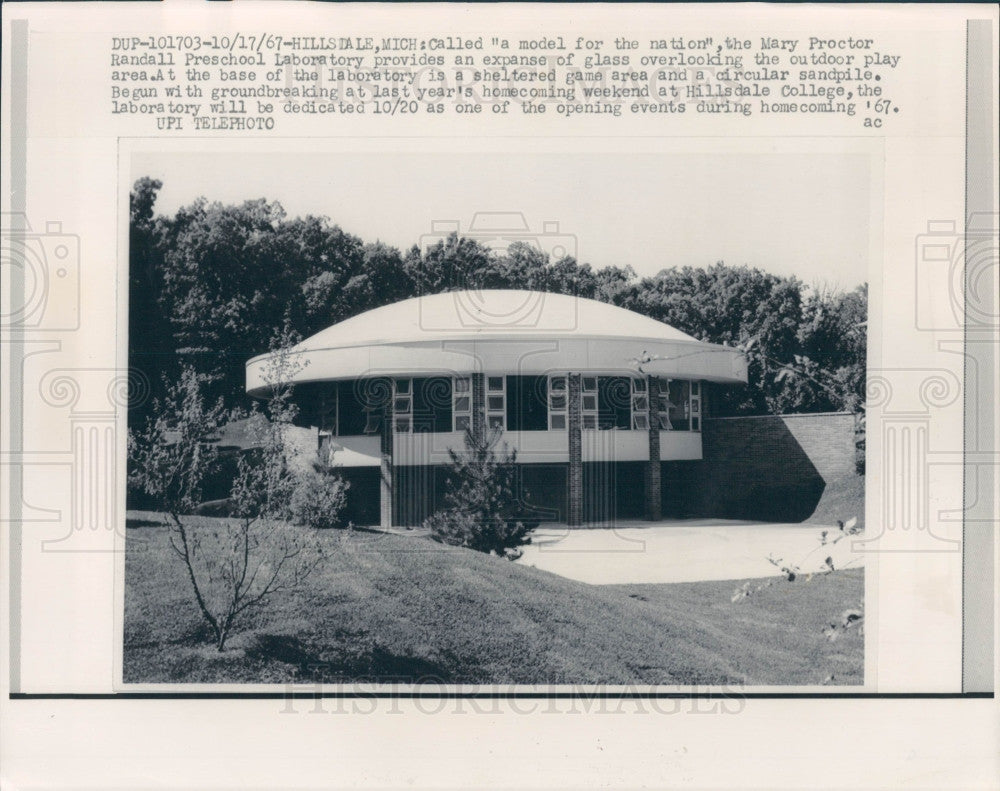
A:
247;289;747;393
296;290;699;349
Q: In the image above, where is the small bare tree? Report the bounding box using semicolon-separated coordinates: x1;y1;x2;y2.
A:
129;330;325;651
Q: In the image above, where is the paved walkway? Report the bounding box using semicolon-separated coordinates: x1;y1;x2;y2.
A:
516;519;866;585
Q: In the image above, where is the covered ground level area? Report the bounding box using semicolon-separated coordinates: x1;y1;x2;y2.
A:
334;460;691;528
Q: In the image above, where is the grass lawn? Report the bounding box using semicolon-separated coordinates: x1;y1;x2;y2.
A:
124;511;863;686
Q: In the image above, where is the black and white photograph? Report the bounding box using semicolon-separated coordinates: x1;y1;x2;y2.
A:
123;148;870;686
3;2;997;789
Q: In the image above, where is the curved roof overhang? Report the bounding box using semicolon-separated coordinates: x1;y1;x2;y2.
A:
246;336;748;397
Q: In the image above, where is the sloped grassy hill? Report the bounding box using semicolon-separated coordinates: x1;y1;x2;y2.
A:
124;513;863;686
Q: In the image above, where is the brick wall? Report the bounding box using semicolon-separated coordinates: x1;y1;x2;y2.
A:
567;373;583;526
471;373;485;437
663;412;858;522
645;375;662;520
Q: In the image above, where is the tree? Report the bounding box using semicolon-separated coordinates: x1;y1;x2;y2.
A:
796;283;867;413
128;343;325;651
623;263;807;415
154;194;366;407
482;241;548;289
130;179;867;422
229;322;307;524
425;426;535;559
127;367;228;521
128;178;173;426
403;232;494;294
334;241;413;318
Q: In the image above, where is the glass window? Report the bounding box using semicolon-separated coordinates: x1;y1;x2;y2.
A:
668;380;691;431
631;377;650;430
485;374;506;431
581;377;599;429
392;379;413;433
319;385;338;435
597;377;632;430
506;375;548;432
453;375;472;432
412;376;452;434
656;380;673;430
690;379;702;432
548;374;567;430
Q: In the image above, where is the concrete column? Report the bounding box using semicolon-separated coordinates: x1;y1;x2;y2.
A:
567;372;583;526
645;375;662;521
379;381;394;530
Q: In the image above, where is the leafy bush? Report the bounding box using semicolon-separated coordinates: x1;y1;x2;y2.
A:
425;426;534;560
290;463;350;530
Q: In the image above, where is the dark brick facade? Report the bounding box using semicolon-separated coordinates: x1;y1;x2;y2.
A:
471;373;486;438
567;373;583;526
662;412;859;522
645;375;662;520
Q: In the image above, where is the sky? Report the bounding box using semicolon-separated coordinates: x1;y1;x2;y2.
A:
132;150;872;290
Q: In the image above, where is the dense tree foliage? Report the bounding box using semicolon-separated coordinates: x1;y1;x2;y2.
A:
129;179;866;421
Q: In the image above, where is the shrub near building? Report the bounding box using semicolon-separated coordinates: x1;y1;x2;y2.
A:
425;426;536;560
